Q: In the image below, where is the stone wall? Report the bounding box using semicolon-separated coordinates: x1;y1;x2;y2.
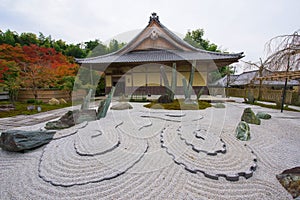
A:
0;92;9;101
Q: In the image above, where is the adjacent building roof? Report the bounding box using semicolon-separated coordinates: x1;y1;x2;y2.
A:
77;13;244;68
210;70;299;87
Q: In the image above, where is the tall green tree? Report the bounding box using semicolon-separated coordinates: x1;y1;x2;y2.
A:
65;44;87;58
85;39;100;51
85;40;108;57
19;32;39;46
184;29;219;52
0;30;18;46
38;33;53;48
184;28;234;82
108;39;119;53
52;39;67;54
107;39;126;53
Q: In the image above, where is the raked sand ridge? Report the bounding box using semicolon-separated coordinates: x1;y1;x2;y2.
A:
0;101;299;199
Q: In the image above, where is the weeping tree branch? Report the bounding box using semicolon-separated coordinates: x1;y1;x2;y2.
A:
264;30;300;112
264;30;300;71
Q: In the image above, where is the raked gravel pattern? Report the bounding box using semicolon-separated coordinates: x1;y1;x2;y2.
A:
0;102;299;199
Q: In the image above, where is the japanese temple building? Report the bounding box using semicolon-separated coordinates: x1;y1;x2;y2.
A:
77;13;244;96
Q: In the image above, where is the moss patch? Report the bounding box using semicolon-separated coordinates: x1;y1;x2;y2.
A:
0;101;73;118
143;99;211;110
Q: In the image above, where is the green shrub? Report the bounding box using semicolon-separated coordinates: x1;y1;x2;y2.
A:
291;92;300;106
26;99;36;104
26;99;43;104
144;99;211;110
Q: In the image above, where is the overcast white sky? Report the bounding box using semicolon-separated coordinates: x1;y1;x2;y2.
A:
1;0;299;72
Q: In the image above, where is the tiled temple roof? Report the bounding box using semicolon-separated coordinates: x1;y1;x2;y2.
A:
78;49;243;64
76;13;244;67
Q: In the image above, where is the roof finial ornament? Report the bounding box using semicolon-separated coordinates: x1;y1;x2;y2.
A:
149;12;160;23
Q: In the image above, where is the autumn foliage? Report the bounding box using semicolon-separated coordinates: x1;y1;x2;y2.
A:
0;44;78;100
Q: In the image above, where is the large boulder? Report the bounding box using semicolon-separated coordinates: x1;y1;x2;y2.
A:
45;110;77;129
256;112;271;120
235;121;251;141
241;107;261;125
111;102;133;110
276;167;300;199
48;98;60;105
157;95;173;103
246;92;255;104
45;110;97;130
59;98;67;104
0;130;56;152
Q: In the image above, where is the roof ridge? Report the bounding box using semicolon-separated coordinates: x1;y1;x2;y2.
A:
76;13;244;64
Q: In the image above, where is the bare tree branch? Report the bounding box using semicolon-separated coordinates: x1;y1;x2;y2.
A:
264;30;300;71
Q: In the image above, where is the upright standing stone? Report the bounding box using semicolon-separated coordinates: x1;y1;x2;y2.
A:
81;89;93;110
182;78;188;99
246;92;255;104
160;64;177;101
235;121;251;141
97;86;115;119
241;107;261;125
160;66;171;97
182;61;197;103
187;61;195;100
196;87;205;101
49;98;60;105
170;63;177;101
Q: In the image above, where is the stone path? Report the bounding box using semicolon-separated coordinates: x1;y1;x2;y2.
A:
0;99;106;132
0;106;77;132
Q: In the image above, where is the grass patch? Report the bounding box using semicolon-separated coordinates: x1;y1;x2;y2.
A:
143;99;211;110
0;101;73;118
245;102;300;112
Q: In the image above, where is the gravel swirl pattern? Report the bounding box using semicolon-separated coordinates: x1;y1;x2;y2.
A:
0;102;298;199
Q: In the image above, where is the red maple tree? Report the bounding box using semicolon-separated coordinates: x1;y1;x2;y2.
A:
0;44;78;100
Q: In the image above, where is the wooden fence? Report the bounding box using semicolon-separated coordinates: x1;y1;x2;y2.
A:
17;89;87;103
225;88;298;104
